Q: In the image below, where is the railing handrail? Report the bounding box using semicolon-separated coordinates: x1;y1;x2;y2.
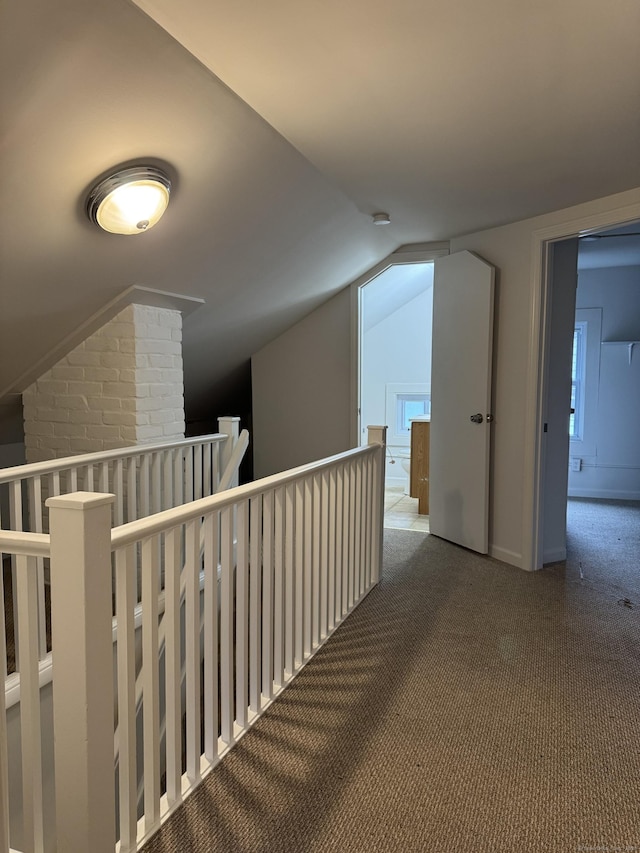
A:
0;432;228;484
0;530;50;557
1;428;387;852
111;443;379;549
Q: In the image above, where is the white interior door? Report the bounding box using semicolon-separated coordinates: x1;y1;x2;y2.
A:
429;251;495;553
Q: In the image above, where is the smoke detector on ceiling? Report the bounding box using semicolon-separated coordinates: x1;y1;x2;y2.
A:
372;212;391;225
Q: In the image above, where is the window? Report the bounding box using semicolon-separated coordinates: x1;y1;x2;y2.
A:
396;393;431;435
569;322;586;439
569;308;601;457
385;383;431;444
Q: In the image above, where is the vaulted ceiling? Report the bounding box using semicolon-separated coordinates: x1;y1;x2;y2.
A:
1;0;639;425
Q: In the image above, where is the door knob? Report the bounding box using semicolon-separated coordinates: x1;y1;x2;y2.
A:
470;413;484;424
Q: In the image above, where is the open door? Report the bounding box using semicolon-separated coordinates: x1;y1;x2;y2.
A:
429;251;495;553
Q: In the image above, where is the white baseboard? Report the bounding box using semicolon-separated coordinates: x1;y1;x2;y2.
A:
569;488;640;501
489;544;523;569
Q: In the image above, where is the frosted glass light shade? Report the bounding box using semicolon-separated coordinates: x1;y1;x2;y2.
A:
87;166;171;235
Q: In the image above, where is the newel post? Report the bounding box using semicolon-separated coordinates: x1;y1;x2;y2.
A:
46;492;116;853
367;425;387;584
218;416;241;488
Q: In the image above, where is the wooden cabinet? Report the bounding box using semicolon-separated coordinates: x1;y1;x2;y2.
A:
410;419;430;515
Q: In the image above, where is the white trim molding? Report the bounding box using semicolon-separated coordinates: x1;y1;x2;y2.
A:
522;199;640;571
0;285;204;401
349;242;449;447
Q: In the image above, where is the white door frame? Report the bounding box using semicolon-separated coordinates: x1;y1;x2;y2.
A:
349;243;449;447
522;200;640;571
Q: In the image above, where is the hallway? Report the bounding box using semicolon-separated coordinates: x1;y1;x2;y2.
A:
141;525;640;853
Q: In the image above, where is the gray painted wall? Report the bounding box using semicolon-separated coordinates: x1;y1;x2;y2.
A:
251;188;640;568
251;287;352;479
541;239;579;563
569;264;640;498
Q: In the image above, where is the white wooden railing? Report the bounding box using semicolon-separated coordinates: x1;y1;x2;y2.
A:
0;426;386;853
0;418;243;683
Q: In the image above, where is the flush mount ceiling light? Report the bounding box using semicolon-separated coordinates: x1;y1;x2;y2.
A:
87;165;171;235
372;212;391;225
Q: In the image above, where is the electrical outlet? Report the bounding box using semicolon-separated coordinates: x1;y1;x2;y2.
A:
570;457;582;472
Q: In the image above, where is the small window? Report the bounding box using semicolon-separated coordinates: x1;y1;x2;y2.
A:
385;383;431;444
396;394;431;435
570;322;586;440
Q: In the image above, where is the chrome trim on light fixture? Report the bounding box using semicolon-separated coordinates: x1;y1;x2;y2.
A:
86;165;171;235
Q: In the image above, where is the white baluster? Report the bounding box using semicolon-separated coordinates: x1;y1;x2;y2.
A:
194;445;203;501
151;453;161;516
303;476;313;659
84;463;94;491
114;459;124;526
27;477;47;659
203;512;219;763
142;534;161;832
184;518;200;783
220;505;235;744
320;470;329;640
126;457;137;522
235;500;249;728
327;466;337;633
354;458;363;600
211;440;220;492
249;496;262;714
294;480;305;670
173;448;183;509
98;462;108;495
312;474;321;648
335;466;344;622
202;443;212;497
164;526;183;801
341;465;350;618
163;451;173;511
273;487;285;689
115;544;137;851
184;448;194;504
284;483;295;678
9;481;22;671
15;554;44;853
348;461;357;609
363;455;371;593
262;490;274;701
140;454;150;519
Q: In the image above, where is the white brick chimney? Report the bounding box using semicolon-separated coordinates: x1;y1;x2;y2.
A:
23;304;185;463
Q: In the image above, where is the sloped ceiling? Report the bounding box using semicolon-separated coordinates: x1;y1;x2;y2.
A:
1;0;639;426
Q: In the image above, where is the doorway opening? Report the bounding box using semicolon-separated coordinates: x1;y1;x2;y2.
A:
360;261;432;532
566;222;640;596
536;217;640;590
354;250;447;532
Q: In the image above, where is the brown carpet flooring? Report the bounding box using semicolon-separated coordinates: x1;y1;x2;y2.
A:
140;500;640;853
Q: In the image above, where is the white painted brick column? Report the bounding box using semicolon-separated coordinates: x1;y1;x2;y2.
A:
23;304;185;462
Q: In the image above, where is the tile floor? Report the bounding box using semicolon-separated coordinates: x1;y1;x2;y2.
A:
384;485;430;532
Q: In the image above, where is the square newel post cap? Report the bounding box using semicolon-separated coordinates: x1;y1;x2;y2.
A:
46;491;115;510
367;425;388;446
